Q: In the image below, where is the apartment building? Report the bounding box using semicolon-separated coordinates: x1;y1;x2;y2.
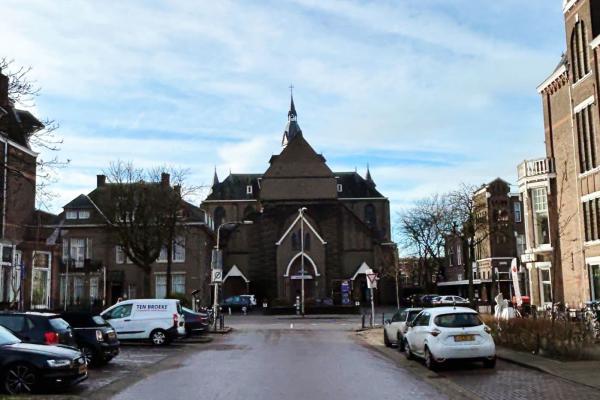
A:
438;179;524;303
56;174;215;310
519;0;600;308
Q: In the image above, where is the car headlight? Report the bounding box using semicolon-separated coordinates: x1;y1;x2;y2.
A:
47;359;71;368
96;330;104;342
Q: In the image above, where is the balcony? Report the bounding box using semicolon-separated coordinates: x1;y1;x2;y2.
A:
518;157;554;180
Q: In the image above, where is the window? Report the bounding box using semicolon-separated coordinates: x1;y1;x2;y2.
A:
116;246;125;264
214;207;226;228
90;277;99;300
434;313;482;328
304;233;311;251
155;275;167;299
576;104;597;173
172;274;185;294
415;312;430;326
291;232;299;251
448;245;454;266
70;239;85;268
66;210;78;220
173;237;185;262
105;304;132;320
31;251;51;309
516;234;526;256
364;204;376;227
78;210;90;219
591;264;600;301
337;184;343;192
539;268;552;307
571;21;590;82
128;284;136;299
246;185;253;195
514;202;522;223
73;276;84;304
456;243;463;265
157;246;168;263
531;188;550;246
583;198;600;242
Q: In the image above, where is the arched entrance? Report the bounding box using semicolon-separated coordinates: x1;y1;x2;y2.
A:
222;265;250;298
284;254;318;302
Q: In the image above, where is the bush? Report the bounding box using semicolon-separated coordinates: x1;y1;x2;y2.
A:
482;315;596;360
167;292;190;308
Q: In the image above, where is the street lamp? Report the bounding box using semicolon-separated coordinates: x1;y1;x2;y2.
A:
299;207;307;317
212;219;253;331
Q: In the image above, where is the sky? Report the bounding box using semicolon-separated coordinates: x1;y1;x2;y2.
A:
1;0;566;218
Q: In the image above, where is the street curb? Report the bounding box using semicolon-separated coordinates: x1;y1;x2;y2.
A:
496;352;600;392
209;327;233;334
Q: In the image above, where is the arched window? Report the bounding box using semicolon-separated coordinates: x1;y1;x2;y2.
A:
571;21;590;82
365;204;377;227
304;233;311;251
214;207;226;228
291;232;299;251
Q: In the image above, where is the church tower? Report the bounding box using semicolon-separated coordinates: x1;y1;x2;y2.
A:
281;92;302;147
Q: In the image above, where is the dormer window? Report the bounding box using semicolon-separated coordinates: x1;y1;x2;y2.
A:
66;210;90;220
66;211;78;220
337;184;343;192
78;210;90;219
246;185;253;195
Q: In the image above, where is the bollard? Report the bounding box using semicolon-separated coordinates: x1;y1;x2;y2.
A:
219;314;225;330
362;314;366;329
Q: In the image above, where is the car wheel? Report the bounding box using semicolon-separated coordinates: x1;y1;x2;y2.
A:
80;345;96;366
3;363;38;395
150;329;169;346
483;357;496;369
383;330;391;347
397;334;405;352
404;340;413;360
424;347;438;371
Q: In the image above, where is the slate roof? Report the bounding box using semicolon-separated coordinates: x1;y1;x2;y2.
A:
0;106;44;148
206;171;384;201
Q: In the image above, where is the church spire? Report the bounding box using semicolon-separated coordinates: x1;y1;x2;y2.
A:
212;166;219;188
282;85;302;147
365;164;376;187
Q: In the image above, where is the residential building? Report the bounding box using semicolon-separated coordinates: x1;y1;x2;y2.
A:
202;96;395;305
438;179;524;304
519;0;600;308
55;173;214;309
0;68;60;310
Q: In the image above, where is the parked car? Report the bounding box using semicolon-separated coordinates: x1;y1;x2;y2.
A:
100;299;186;346
181;307;209;336
404;307;496;370
432;296;470;306
383;308;423;349
240;294;257;307
0;312;77;348
60;312;120;366
220;296;252;312
0;325;87;395
419;294;440;307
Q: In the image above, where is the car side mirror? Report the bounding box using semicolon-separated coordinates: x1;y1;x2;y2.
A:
384;319;391;325
406;322;413;328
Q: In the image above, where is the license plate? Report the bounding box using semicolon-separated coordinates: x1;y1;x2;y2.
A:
78;365;87;374
454;335;475;342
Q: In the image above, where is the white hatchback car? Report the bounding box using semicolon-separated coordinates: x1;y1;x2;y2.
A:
383;308;423;348
404;307;495;370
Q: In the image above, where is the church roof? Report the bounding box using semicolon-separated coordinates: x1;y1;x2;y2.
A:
335;172;384;198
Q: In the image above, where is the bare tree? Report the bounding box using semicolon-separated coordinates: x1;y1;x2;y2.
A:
1;57;69;209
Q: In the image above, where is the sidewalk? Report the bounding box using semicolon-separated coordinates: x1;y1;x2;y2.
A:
497;346;600;390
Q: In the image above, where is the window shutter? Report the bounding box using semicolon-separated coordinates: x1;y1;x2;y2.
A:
86;238;93;259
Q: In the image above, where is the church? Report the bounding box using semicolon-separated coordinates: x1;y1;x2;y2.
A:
201;96;395;306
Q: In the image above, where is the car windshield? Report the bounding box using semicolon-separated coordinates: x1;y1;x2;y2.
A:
407;310;421;321
434;313;482;328
93;316;109;326
0;326;20;346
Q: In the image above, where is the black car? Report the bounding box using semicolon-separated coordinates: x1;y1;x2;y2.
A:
220;296;252;312
182;307;209;336
0;325;87;395
60;312;120;366
0;312;77;348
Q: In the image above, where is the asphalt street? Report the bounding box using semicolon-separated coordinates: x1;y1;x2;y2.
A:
112;316;447;400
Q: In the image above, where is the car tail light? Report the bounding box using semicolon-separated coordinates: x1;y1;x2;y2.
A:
484;325;492;334
44;331;60;345
430;328;441;337
173;313;179;327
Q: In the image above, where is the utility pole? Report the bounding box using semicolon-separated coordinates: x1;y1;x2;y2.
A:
299;207;307;317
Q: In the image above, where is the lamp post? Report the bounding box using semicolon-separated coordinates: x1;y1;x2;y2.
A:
299;207;307;317
212;220;253;331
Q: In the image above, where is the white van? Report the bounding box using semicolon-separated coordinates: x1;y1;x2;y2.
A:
100;299;186;345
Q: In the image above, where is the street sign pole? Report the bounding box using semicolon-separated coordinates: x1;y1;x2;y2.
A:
366;271;377;327
300;207;305;317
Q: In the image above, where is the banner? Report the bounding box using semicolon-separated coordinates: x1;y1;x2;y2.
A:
511;258;522;306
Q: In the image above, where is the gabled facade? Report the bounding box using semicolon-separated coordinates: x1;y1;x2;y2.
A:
202;97;394;305
55;173;215;310
0;68;60;310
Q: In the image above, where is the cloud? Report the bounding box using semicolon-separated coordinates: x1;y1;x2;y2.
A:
0;0;565;217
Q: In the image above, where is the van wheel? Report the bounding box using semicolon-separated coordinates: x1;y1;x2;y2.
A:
150;329;169;346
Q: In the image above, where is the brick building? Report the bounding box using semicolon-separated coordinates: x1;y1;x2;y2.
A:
0;68;61;310
438;179;525;303
518;0;600;308
55;174;215;310
201;96;395;305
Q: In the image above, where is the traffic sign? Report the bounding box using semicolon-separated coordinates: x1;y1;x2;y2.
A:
366;273;378;289
211;269;223;283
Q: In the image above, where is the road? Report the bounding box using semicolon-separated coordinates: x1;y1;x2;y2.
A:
110;315;600;400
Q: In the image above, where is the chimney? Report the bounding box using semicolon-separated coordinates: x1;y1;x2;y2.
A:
0;69;8;108
161;172;170;187
97;174;106;187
